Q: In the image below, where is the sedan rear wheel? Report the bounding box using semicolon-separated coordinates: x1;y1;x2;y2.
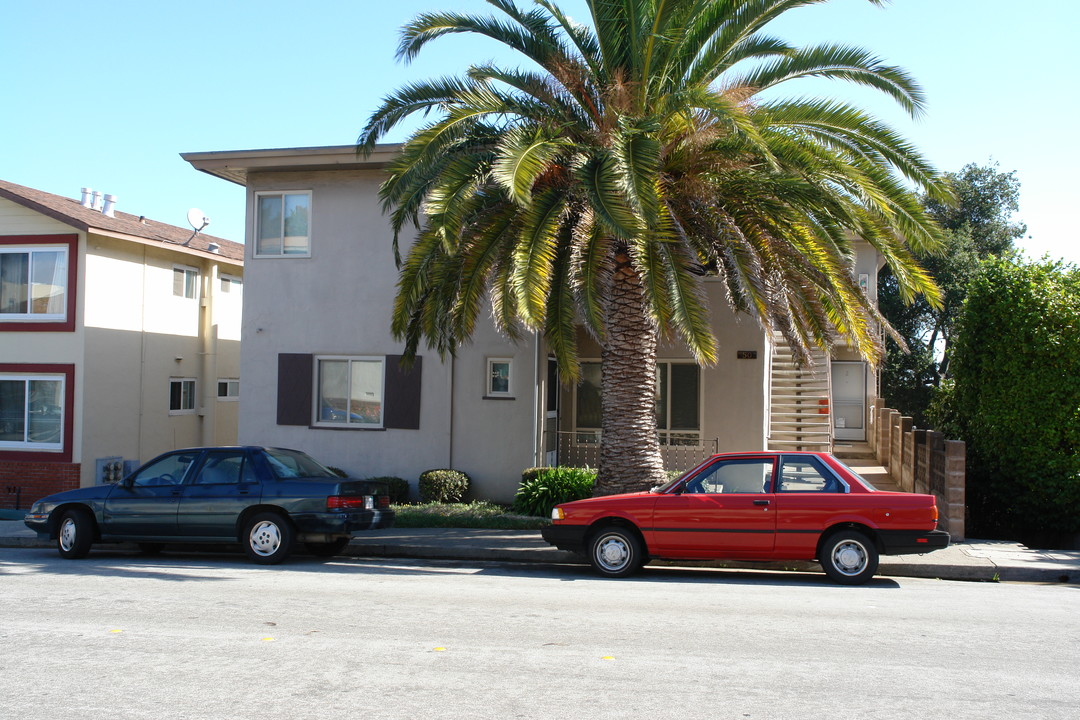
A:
820;530;879;585
588;526;643;578
57;508;94;559
243;512;295;565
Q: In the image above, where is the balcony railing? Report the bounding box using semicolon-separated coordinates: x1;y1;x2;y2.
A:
544;431;718;473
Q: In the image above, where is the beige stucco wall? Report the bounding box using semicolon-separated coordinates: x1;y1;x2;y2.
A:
80;235;242;483
237;169;539;502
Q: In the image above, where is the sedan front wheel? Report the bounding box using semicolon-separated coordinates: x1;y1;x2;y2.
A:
57;508;94;559
243;512;295;565
588;526;644;578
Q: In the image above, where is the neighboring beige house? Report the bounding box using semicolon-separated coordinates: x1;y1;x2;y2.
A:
184;145;880;504
0;179;244;509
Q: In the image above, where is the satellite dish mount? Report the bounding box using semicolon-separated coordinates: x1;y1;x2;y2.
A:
185;208;210;244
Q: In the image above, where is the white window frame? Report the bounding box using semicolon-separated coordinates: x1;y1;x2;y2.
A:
0;245;69;321
572;360;702;445
312;355;385;429
217;378;240;401
219;274;242;293
169;378;197;415
254;190;312;258
0;373;65;450
172;265;199;299
486;357;513;398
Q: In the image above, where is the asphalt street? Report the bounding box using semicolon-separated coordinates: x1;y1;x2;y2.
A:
1;547;1077;720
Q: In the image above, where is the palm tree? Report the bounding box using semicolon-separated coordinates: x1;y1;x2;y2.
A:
358;0;948;495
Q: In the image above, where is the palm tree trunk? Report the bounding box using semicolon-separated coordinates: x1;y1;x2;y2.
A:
594;252;667;495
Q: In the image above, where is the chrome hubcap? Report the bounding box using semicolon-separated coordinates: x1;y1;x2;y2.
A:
833;541;867;575
249;521;281;557
596;536;629;570
59;518;76;552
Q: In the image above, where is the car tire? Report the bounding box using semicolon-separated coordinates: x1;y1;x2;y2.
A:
137;543;165;555
305;538;350;558
57;508;94;560
820;529;879;585
588;525;644;578
243;512;295;565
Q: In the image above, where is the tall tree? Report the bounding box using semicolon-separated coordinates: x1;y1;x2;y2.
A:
879;162;1025;425
359;0;948;494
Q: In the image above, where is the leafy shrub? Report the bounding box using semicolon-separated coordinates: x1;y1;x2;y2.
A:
326;466;349;478
418;469;471;503
513;466;596;517
366;476;410;504
933;257;1080;541
392;501;549;530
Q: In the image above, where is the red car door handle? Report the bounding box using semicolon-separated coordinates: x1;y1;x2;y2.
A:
753;499;770;506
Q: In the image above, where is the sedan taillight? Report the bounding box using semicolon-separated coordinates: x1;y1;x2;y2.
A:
377;495;390;509
327;495;374;511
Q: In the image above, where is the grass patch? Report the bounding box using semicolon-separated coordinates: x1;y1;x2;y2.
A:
392;501;551;530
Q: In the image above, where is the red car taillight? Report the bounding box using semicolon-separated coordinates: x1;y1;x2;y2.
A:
327;495;374;511
377;495;390;509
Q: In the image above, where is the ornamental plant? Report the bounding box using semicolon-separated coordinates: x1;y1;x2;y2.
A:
513;466;597;517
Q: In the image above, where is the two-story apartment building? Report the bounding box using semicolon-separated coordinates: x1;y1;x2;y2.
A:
184;145;880;503
0;180;244;509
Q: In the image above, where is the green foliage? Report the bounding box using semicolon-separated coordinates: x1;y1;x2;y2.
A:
326;466;349;478
361;0;950;493
392;501;549;530
418;469;471;503
512;466;597;517
880;162;1026;423
934;257;1080;541
366;476;410;504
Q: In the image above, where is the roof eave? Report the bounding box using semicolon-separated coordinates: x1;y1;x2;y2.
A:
181;143;404;187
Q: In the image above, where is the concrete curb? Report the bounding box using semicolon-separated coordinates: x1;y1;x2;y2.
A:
2;523;1075;584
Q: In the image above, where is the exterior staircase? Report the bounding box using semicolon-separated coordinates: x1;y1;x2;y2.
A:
767;332;832;452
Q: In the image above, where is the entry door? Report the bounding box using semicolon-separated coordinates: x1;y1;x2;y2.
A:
831;361;867;441
544;358;559;466
103;450;203;536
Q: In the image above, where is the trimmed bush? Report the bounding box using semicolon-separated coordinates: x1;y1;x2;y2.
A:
513;466;597;517
933;257;1080;542
418;469;471;503
366;476;410;504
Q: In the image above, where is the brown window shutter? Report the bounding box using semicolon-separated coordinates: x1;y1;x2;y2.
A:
277;354;313;425
384;355;421;430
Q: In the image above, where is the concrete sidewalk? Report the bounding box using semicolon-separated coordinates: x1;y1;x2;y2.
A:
2;521;1077;583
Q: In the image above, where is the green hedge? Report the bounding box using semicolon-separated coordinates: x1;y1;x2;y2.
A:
933;257;1080;541
513;466;596;517
418;469;471;503
366;476;410;504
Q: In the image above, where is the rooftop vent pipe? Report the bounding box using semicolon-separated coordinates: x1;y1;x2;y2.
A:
91;190;103;211
102;194;117;217
80;188;93;208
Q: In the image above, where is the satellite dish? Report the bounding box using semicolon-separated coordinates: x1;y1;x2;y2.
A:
186;208;210;231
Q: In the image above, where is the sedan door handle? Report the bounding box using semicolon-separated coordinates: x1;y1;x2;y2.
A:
753;499;770;506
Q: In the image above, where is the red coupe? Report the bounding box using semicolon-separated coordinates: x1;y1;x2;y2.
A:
541;451;949;584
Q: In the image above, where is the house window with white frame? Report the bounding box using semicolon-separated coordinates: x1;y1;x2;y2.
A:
173;265;198;299
574;361;700;445
255;191;311;257
314;356;383;428
0;374;64;449
486;358;513;397
217;379;240;400
169;378;197;414
220;274;242;293
0;246;68;320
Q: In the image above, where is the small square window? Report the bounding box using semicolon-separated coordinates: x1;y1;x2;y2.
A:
255;192;311;257
169;378;196;414
217;379;240;400
173;266;198;299
220;275;242;293
486;358;513;397
314;356;384;428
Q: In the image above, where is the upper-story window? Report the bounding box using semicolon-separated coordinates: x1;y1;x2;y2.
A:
255;191;311;257
0;245;68;320
220;274;242;293
173;265;199;299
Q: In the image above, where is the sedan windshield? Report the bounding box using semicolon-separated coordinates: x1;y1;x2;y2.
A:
263;448;339;479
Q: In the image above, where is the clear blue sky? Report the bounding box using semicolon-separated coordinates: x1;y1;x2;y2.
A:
4;0;1076;263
